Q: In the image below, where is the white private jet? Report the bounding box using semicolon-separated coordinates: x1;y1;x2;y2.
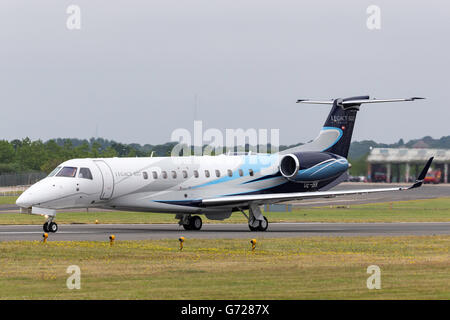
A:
16;96;432;233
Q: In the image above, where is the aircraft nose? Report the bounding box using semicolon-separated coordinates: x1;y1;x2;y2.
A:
16;180;52;208
16;192;32;208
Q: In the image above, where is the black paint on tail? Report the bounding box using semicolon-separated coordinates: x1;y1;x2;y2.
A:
323;95;369;158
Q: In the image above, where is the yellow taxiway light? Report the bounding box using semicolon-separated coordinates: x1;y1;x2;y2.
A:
250;239;257;251
42;233;48;243
109;235;115;246
179;237;185;251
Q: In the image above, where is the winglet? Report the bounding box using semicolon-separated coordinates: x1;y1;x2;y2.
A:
409;157;434;189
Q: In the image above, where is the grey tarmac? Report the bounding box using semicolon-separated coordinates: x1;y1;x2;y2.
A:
0;222;448;241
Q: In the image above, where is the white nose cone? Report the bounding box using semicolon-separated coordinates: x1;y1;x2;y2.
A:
16;192;32;208
15;178;56;208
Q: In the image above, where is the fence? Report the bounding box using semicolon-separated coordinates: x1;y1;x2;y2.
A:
0;172;47;188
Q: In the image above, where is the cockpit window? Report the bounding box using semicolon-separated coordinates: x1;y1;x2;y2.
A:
79;168;93;180
56;166;77;178
47;166;61;177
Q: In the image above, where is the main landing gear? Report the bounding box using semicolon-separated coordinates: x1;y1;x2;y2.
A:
43;217;58;233
240;203;269;232
248;216;268;232
179;214;203;231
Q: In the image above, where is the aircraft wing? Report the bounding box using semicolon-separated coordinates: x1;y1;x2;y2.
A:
201;157;433;207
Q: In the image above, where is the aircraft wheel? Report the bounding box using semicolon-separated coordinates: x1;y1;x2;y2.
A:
248;217;259;231
48;222;58;233
183;223;192;231
190;216;202;231
43;222;49;233
248;217;268;231
257;216;268;231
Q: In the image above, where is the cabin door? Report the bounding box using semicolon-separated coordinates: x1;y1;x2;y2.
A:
94;160;115;200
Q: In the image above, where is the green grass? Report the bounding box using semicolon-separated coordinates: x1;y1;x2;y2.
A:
0;196;18;205
0;236;448;299
1;197;449;225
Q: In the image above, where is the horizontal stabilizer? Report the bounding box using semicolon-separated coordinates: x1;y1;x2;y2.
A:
297;97;425;105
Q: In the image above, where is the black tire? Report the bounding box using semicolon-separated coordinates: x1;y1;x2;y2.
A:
257;216;268;231
48;222;58;233
43;222;49;233
248;217;259;231
183;223;192;231
190;216;202;231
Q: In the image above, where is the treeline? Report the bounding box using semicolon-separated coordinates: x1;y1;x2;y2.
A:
0;138;121;174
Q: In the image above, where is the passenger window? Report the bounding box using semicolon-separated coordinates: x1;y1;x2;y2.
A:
194;170;199;178
215;170;220;177
227;169;233;177
171;171;177;179
56;166;77;178
249;169;254;176
162;171;168;179
143;171;148;180
152;171;158;179
205;170;210;178
182;170;188;179
79;168;93;180
238;169;243;177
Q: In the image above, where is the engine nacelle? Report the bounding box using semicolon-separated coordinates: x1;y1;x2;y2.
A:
279;152;348;182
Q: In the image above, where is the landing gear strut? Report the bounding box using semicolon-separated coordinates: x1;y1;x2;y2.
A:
241;203;269;232
43;216;58;233
179;215;203;231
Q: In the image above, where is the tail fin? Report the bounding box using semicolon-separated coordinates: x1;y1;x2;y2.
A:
321;95;367;158
283;96;424;157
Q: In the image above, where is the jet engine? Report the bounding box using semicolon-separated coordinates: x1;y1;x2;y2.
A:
279;152;348;182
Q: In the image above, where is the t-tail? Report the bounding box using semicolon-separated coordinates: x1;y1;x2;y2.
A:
283;95;425;158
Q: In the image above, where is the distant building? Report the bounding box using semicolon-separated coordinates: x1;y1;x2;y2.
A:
367;148;449;183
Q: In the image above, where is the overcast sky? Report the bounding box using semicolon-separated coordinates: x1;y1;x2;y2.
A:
0;0;448;146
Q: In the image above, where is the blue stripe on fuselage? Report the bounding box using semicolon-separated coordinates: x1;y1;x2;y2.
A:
189;154;278;189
